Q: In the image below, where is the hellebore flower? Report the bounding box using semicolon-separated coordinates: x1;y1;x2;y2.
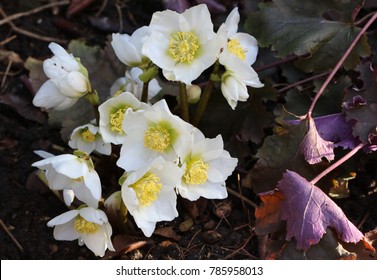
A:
98;91;150;145
142;4;220;84
33;42;90;110
69;122;111;155
177;129;238;201
47;207;115;257
121;156;183;237
112;26;151;68
117;99;194;171
217;8;263;109
110;67;161;102
32;151;101;208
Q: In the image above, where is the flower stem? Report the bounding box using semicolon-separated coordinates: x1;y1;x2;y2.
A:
192;61;220;127
310;143;365;185
307;11;377;118
84;90;100;126
141;82;149;103
179;82;190;122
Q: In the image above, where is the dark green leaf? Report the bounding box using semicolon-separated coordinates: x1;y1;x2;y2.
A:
245;0;370;72
250;120;317;194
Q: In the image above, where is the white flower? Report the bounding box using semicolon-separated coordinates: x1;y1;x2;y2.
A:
177;129;238;201
142;4;221;84
33;42;90;110
217;8;263;109
32;151;101;208
69;123;111;155
220;60;262;109
219;7;259;67
47;207;115;257
110;68;161;101
117;99;194;171
121;156;183;237
98;91;150;145
112;26;151;68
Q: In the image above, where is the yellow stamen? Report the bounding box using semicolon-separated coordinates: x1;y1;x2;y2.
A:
81;128;96;143
131;173;162;206
110;107;128;135
144;125;171;152
74;216;99;234
183;158;208;185
227;39;246;60
169;31;200;63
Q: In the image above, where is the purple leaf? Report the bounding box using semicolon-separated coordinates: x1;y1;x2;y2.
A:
300;117;335;164
196;0;226;13
162;0;190;13
278;170;364;251
314;113;360;149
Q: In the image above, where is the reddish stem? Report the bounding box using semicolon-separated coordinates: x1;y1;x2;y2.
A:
310;143;365;185
307;12;377;117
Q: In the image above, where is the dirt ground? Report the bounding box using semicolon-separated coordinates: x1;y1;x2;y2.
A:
0;0;376;260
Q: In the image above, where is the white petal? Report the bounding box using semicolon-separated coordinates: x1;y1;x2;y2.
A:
63;189;75;206
132;215;157;237
53;221;80;241
33;80;76;110
83;170;102;201
81;229;108;257
49;42;79;71
224;8;240;37
65;71;88;94
53;157;88;179
47;210;79;226
79;207;108;224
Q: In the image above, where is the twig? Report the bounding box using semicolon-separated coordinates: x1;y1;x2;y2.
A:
95;0;109;17
226;187;258;208
277;71;331;93
0;34;17;46
357;209;370;229
1;60;12;88
310;143;365;185
0;218;24;252
0;0;69;26
0;7;67;44
307;12;377;117
254;54;298;72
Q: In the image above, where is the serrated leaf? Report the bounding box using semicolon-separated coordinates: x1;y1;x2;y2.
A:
245;0;370;72
345;62;377;142
277;170;363;250
299;117;335;164
284;75;352;117
250;121;315;193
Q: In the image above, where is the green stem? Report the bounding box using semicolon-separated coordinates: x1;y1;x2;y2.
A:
192;61;220;127
84;90;100;126
179;82;190;122
141;82;149;103
192;79;214;127
307;11;377;118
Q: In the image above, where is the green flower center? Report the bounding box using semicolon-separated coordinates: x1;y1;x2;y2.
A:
110;107;128;135
183;158;209;185
169;31;200;63
81;128;96;143
74;216;99;234
144;125;171;152
131;173;162;206
227;39;246;60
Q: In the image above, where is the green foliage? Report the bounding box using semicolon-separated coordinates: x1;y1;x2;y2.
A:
245;0;370;72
